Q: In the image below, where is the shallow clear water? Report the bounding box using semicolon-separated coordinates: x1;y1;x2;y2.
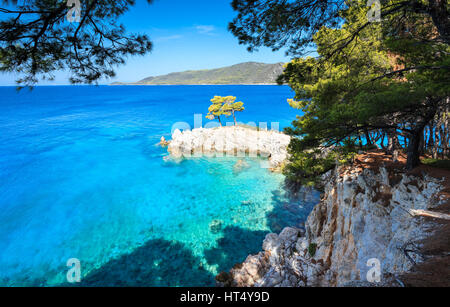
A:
0;85;319;286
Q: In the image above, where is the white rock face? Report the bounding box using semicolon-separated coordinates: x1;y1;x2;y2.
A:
217;166;446;287
167;126;291;169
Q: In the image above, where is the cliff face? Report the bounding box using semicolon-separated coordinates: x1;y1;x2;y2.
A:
217;159;448;287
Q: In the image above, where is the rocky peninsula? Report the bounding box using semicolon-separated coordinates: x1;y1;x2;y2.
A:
167;126;291;170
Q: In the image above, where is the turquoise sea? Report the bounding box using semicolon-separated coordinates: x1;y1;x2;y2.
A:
0;85;320;286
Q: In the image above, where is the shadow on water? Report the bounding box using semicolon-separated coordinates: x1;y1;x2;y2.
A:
202;187;320;275
60;187;320;287
266;187;320;233
68;238;215;287
204;226;268;273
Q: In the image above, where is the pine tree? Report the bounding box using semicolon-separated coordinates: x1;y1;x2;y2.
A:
206;96;245;126
269;1;450;186
0;0;154;87
230;100;245;126
206;96;228;126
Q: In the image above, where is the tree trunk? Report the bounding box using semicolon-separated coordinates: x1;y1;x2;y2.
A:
232;111;237;126
425;123;432;153
419;130;425;155
433;125;439;159
406;129;422;170
380;132;387;151
443;104;449;157
427;124;434;153
218;117;222;127
387;129;401;161
358;134;363;150
364;129;372;146
387;129;397;154
427;0;450;45
406;100;440;169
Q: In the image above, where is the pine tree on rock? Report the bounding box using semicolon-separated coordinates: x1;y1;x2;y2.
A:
206;96;245;126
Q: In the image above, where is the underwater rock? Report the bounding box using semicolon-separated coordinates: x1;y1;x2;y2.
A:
241;200;252;206
233;159;250;174
209;219;224;234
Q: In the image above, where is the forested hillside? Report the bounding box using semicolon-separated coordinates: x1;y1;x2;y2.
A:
113;62;284;85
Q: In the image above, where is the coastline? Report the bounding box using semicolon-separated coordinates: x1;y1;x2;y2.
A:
217;151;450;287
166;126;291;171
0;85;300;286
110;83;283;86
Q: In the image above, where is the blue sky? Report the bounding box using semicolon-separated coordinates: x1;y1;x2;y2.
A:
0;0;291;85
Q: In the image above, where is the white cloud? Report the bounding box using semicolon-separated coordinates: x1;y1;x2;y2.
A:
154;35;183;42
195;25;216;35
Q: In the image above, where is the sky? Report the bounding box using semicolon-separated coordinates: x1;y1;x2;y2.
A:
0;0;292;85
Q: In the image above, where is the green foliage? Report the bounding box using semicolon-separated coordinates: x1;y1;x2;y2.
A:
308;243;317;258
232;101;245;112
421;159;450;171
229;0;450;56
283;138;359;188
283;150;335;188
0;0;154;87
206;95;245;126
277;1;449;181
206;96;227;125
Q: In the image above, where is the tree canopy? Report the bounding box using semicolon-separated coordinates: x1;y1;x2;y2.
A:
206;96;245;126
230;0;449;186
0;0;154;87
229;0;450;56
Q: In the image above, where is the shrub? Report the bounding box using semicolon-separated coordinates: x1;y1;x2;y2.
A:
308;243;317;257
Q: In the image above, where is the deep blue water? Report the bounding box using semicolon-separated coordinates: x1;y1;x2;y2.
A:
0;85;319;286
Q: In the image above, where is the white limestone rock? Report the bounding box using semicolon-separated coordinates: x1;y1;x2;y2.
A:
167;126;291;169
217;166;446;287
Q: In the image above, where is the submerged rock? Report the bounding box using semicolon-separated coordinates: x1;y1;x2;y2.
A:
209;219;224;234
241;200;253;206
233;159;250;174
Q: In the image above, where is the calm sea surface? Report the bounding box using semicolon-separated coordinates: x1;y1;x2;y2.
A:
0;85;319;286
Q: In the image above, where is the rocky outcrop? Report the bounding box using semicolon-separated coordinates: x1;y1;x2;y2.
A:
167;126;291;169
217;164;447;287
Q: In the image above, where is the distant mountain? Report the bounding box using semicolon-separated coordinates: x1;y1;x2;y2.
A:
111;62;285;85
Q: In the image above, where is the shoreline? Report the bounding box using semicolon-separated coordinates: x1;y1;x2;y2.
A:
165;126;291;171
0;84;288;87
110;83;283;86
217;151;450;287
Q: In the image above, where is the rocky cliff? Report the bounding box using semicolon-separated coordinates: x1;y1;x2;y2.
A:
167;126;291;169
217;153;449;287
